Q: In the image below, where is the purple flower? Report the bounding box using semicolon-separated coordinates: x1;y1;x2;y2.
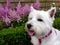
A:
9;9;21;22
5;0;11;14
16;1;23;16
1;0;11;26
0;4;6;17
4;15;11;26
6;0;11;9
22;4;30;15
17;1;21;9
10;10;18;19
2;14;11;26
0;0;41;26
33;0;40;10
8;9;15;19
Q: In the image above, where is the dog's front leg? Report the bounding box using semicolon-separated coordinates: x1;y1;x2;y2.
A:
31;36;39;45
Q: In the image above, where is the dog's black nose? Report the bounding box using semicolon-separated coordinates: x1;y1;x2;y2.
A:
27;24;32;29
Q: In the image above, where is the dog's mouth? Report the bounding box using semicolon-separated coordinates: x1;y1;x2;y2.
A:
27;30;35;36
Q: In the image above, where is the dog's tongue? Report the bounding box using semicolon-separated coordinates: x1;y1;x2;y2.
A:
28;30;34;36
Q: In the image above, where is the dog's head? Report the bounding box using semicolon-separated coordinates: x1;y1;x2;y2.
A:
25;6;56;38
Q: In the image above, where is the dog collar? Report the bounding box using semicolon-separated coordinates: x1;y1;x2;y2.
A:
38;29;57;45
38;29;52;45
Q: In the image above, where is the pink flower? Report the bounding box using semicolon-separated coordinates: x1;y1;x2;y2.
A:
33;0;40;10
4;15;11;26
16;1;23;16
23;4;30;15
0;4;4;13
5;0;11;14
0;0;12;26
2;14;11;26
0;0;41;26
8;9;21;23
8;9;15;19
6;0;11;9
0;4;7;19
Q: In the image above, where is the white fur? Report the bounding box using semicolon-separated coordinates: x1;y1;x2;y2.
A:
25;6;60;45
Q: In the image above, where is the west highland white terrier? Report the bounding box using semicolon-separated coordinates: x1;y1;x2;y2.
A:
25;5;60;45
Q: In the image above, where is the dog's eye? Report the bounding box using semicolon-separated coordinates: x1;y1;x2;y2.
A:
37;19;43;21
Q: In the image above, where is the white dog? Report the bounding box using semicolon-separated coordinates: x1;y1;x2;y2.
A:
25;5;60;45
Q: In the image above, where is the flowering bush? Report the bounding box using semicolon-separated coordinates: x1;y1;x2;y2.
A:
0;0;40;27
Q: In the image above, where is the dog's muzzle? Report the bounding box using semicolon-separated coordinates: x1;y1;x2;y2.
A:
27;24;32;29
26;24;35;36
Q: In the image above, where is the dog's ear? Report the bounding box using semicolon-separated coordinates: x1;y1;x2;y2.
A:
30;5;36;12
47;7;56;17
